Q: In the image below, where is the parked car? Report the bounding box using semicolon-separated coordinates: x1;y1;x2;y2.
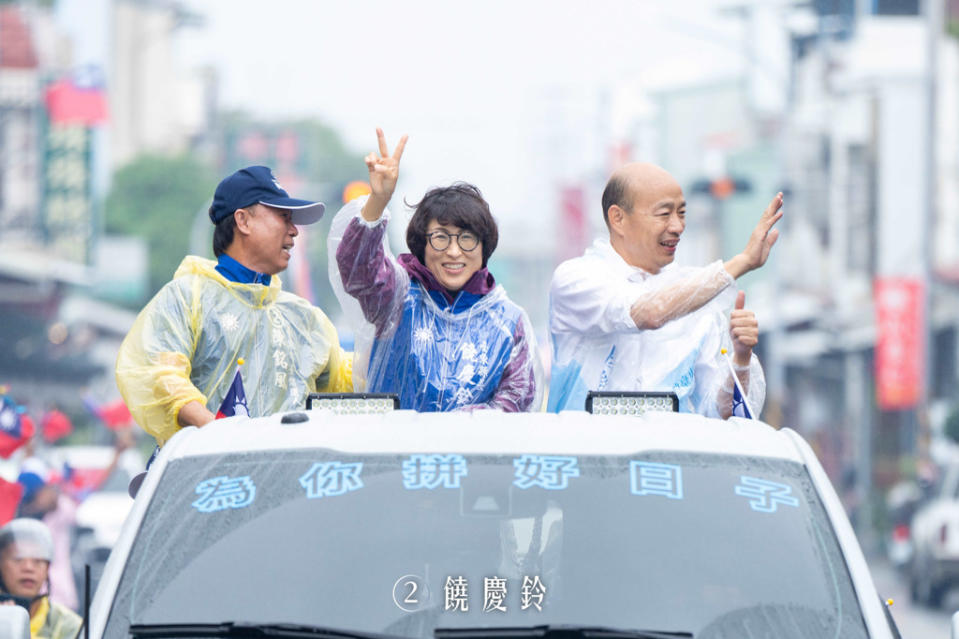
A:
909;462;959;607
885;479;923;572
65;405;899;639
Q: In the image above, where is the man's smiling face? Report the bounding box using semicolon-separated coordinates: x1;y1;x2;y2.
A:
614;169;686;274
242;204;299;275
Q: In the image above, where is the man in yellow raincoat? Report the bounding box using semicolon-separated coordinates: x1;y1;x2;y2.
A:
116;166;352;447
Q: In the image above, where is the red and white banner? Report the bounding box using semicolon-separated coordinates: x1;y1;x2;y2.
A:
874;277;925;410
558;185;586;261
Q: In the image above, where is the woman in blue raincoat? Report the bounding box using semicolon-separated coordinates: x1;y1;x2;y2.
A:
329;129;541;412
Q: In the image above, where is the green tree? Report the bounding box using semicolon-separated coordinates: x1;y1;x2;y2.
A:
104;154;216;301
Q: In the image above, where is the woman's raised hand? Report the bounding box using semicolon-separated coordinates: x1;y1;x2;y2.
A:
365;128;408;206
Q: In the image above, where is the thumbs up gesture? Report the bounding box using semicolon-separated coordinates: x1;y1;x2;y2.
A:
730;291;759;367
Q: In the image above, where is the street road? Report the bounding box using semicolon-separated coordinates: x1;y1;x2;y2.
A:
869;556;954;638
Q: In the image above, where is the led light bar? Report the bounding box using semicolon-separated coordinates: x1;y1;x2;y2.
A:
305;393;400;414
585;391;679;415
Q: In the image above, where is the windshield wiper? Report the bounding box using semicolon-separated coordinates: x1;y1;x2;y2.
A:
128;622;407;639
434;624;693;639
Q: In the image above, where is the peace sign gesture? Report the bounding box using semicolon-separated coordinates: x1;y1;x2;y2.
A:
361;128;408;222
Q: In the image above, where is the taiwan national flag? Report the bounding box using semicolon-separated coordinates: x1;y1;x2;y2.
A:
216;368;249;419
731;379;754;419
0;397;34;458
723;351;755;420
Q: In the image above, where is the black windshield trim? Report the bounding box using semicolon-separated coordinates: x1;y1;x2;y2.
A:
129;621;407;639
434;624;693;639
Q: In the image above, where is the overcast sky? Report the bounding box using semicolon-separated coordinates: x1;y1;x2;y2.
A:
172;1;743;140
55;0;754;238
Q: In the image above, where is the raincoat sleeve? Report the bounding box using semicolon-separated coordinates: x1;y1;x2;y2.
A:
312;307;354;393
711;353;766;419
115;277;207;446
465;309;544;412
689;319;767;419
551;259;734;335
328;196;409;391
43;600;82;639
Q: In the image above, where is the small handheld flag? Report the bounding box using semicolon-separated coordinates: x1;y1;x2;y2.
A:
82;396;133;431
721;349;755;419
0;396;34;458
41;409;72;443
216;358;249;419
0;477;22;525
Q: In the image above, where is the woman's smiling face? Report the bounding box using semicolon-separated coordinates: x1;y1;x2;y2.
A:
423;220;484;294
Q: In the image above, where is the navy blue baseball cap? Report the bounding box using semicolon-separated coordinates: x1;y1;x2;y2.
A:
209;166;326;225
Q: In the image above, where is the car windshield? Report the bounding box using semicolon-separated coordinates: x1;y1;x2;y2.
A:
103;449;869;639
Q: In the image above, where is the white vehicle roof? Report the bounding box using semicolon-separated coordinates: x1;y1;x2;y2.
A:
160;409;808;462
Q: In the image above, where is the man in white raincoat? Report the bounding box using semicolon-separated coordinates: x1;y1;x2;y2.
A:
548;162;782;417
116;166;352;447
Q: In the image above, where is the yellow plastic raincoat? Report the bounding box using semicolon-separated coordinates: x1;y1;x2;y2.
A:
116;256;352;446
31;597;81;639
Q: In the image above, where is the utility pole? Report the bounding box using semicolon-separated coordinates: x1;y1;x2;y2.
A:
919;0;942;473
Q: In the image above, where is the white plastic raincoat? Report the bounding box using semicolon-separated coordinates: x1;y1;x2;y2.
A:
548;238;765;416
116;256;352;445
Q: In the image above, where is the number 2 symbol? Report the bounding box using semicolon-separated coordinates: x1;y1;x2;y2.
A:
404;580;418;604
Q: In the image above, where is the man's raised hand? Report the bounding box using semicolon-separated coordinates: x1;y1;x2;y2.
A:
742;192;783;269
724;192;783;278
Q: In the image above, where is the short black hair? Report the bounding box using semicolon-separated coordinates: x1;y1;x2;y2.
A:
601;173;633;227
406;183;499;267
212;208;237;257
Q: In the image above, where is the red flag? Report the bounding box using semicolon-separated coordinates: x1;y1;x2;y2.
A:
0;478;22;525
61;467;107;502
99;400;132;430
45;79;108;125
41;409;72;443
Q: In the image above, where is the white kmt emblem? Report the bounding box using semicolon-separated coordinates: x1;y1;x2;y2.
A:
220;313;239;333
460;342;478;361
457;364;475;383
414;327;433;345
453;388;473;406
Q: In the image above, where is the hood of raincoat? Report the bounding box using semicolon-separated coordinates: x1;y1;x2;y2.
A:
174;256;282;308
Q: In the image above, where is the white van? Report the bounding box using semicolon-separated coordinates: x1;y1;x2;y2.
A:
15;405;909;638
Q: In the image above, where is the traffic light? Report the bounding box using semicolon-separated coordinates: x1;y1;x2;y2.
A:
689;177;753;200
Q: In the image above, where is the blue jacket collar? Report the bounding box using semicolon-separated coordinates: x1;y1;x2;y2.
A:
216;253;272;286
